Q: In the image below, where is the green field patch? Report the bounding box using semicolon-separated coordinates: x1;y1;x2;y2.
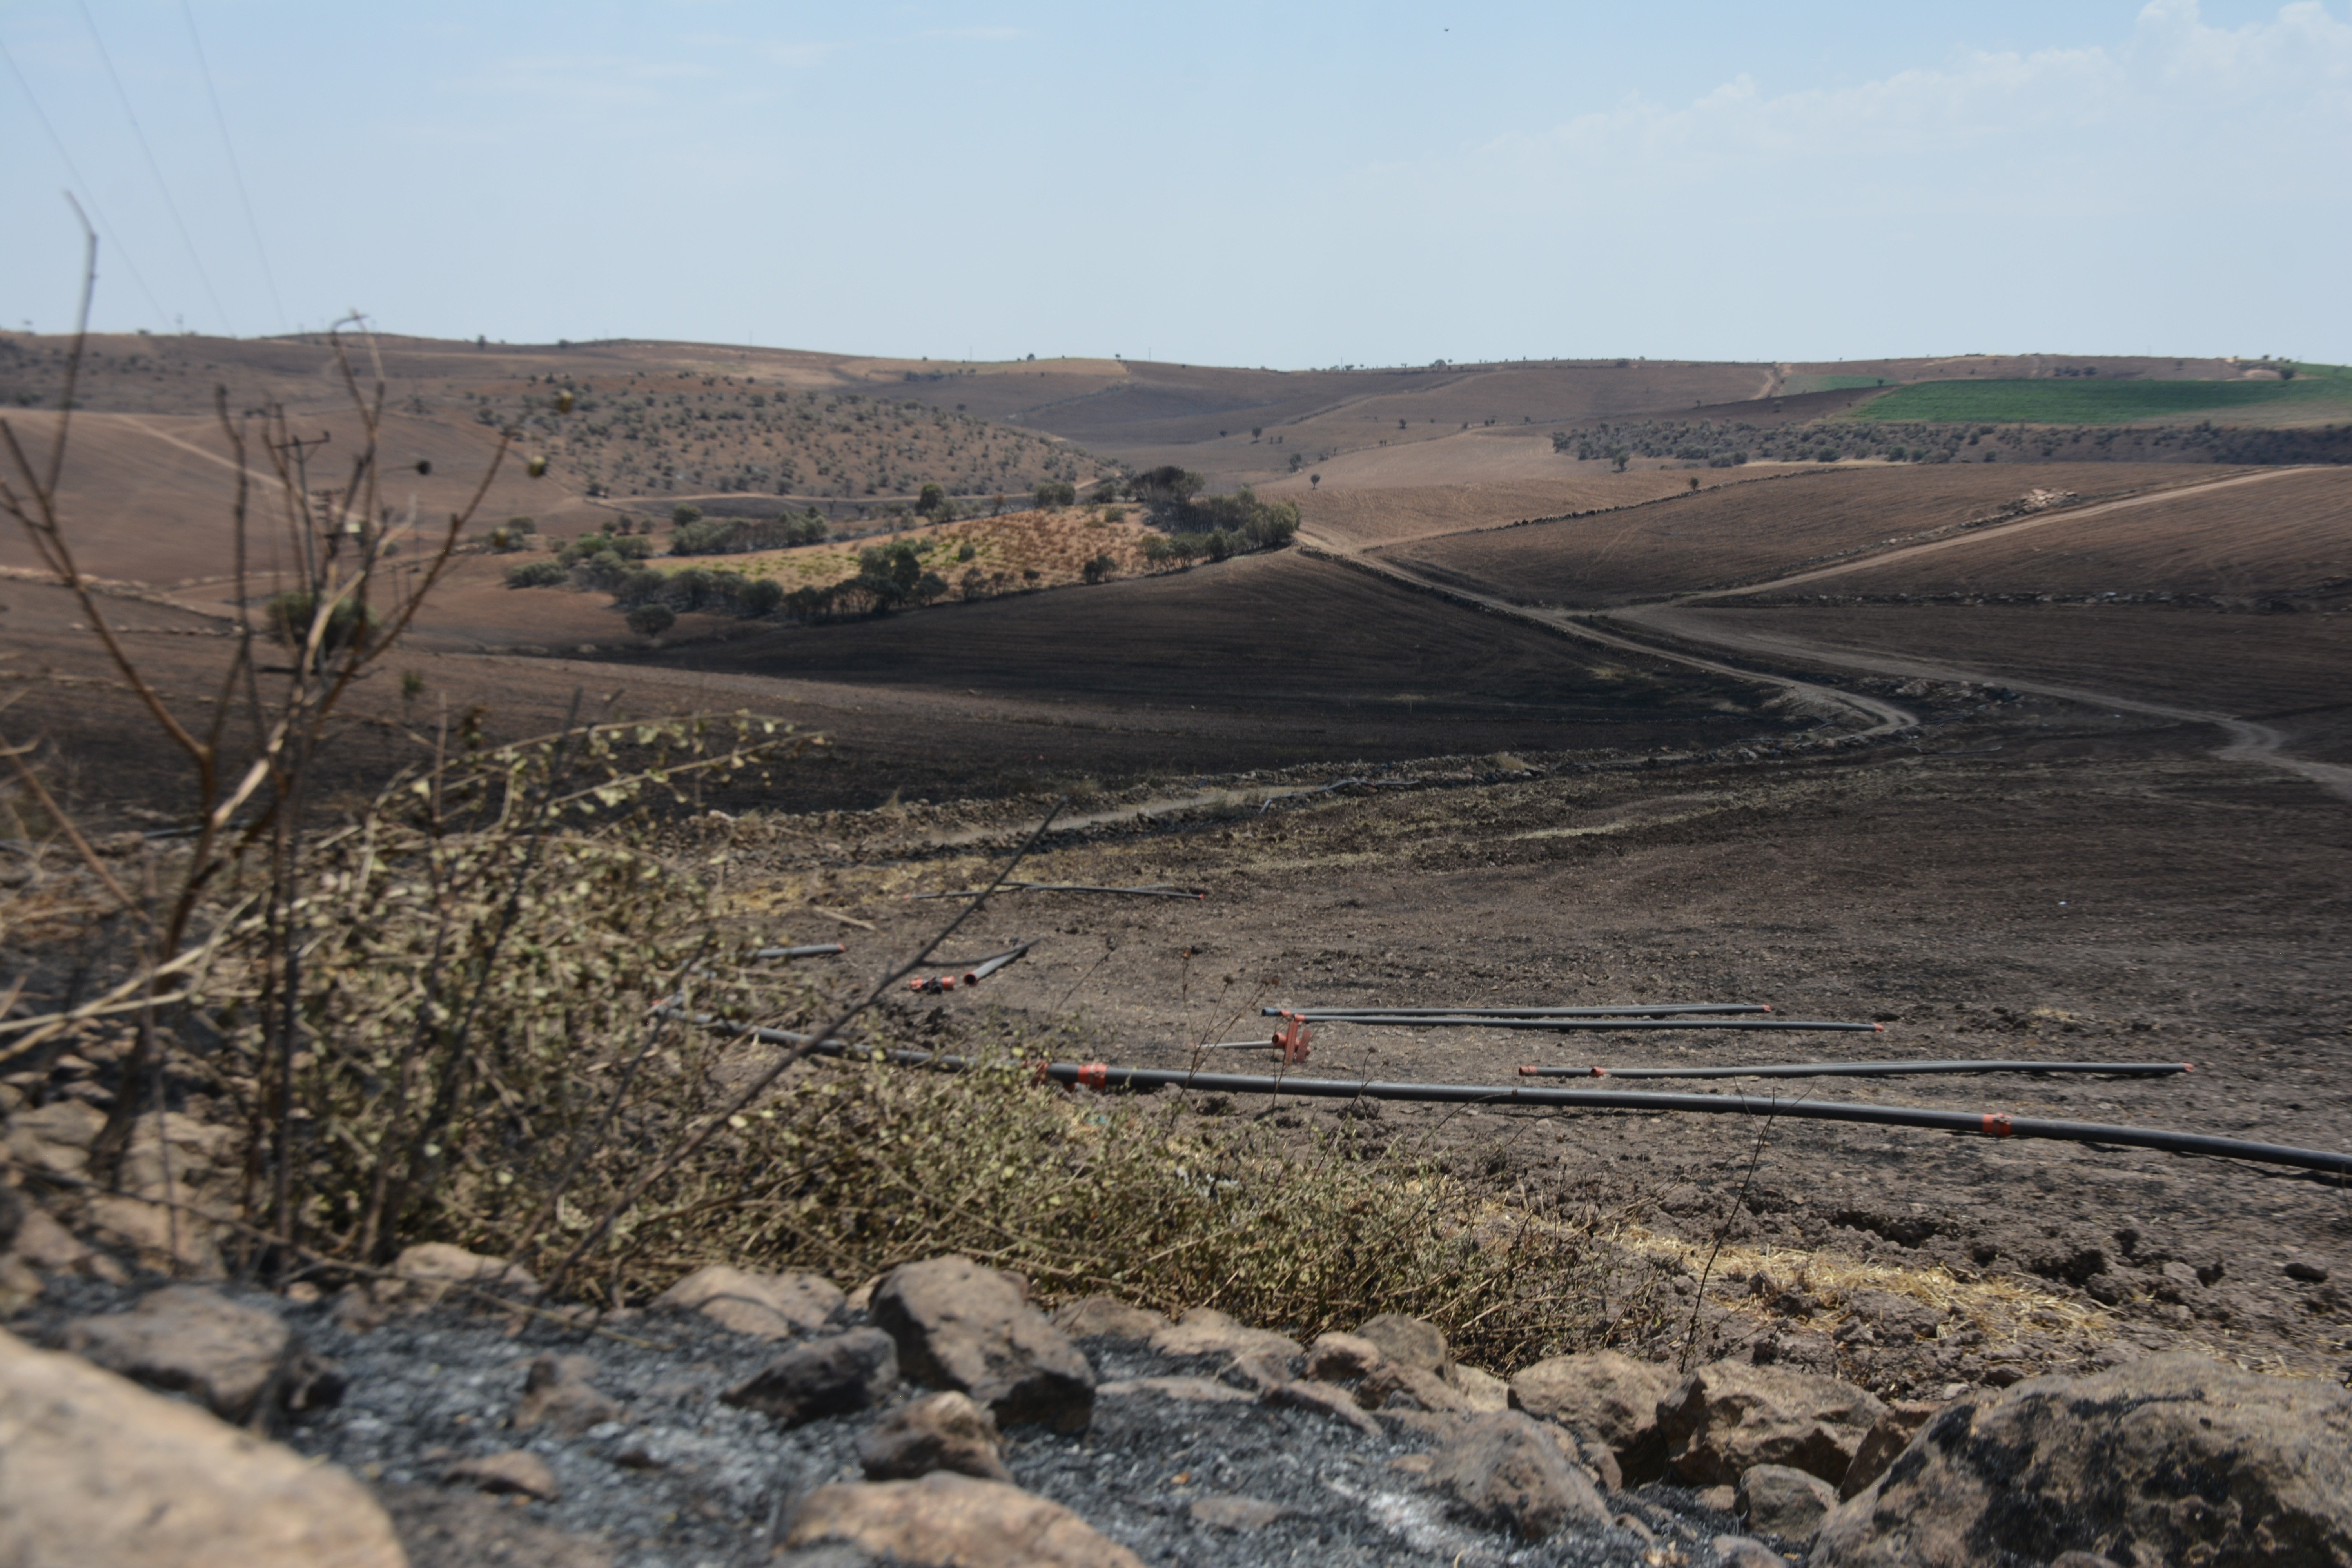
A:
1784;374;1893;394
1847;376;2352;426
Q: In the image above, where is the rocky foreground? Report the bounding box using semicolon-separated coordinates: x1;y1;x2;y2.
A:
3;1221;2349;1568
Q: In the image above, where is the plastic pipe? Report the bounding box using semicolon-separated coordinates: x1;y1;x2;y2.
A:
664;1013;2351;1178
1519;1060;2193;1080
1277;1015;1884;1034
1268;1004;1772;1019
753;944;847;960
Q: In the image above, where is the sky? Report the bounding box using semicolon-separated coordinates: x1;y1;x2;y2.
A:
3;1;2347;367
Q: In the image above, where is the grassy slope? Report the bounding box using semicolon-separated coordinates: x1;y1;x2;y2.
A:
1848;374;2352;426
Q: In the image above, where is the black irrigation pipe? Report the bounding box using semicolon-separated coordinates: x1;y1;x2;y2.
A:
1519;1059;2195;1081
1279;1011;1769;1025
1275;1014;1884;1034
753;944;847;960
662;1013;2352;1178
909;940;1034;994
912;883;1203;901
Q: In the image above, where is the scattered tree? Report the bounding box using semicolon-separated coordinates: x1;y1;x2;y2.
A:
625;603;675;638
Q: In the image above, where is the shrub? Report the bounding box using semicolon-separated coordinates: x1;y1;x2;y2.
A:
1033;479;1078;510
626;602;676;638
264;590;374;667
1082;553;1116;584
740;579;785;616
672;503;703;528
505;559;568;588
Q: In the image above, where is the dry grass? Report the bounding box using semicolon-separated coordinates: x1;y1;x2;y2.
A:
667;506;1163;593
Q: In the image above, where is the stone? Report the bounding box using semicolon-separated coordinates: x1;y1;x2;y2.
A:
2050;1555;2124;1568
85;1192;224;1278
1357;1359;1472;1414
1353;1312;1447;1375
1426;1410;1611;1541
0;1326;404;1568
1737;1463;1838;1541
1189;1495;1285;1531
379;1484;615;1568
1837;1399;1942;1499
2285;1258;2331;1283
1096;1375;1253;1405
511;1353;622;1437
1507;1348;1676;1478
651;1263;844;1339
1655;1359;1887;1486
1146;1306;1303;1366
782;1471;1146;1568
328;1285;387;1336
724;1327;898;1427
4;1100;104;1177
375;1241;539;1308
7;1203;89;1271
1050;1296;1169;1341
445;1448;561;1501
872;1255;1094;1433
1579;1437;1623;1493
1813;1354;2352;1567
858;1390;1011;1482
1452;1363;1511;1412
1263;1378;1383;1436
1303;1330;1385;1382
65;1285;292;1426
1712;1533;1791;1566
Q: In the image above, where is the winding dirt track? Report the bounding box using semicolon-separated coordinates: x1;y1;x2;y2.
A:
1307;465;2352;800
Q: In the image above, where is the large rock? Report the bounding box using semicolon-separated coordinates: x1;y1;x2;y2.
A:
1737;1463;1837;1541
857;1390;1012;1482
1304;1331;1385;1383
1051;1296;1169;1342
1813;1353;2352;1567
872;1256;1094;1433
1508;1348;1677;1476
0;1325;403;1568
65;1285;292;1425
781;1470;1145;1567
1655;1359;1886;1486
724;1327;898;1426
375;1241;539;1308
651;1264;843;1339
1146;1306;1303;1365
1357;1359;1472;1414
1837;1399;1941;1499
1426;1411;1611;1541
1354;1312;1447;1376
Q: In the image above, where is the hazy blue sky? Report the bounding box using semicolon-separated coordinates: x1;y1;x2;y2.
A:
4;2;2346;365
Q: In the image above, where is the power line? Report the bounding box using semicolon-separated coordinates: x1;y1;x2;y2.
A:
179;0;283;332
0;33;171;329
77;0;235;336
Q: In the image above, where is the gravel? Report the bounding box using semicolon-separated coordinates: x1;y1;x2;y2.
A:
13;1277;1763;1566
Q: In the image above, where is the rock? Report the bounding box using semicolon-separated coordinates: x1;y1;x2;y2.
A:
85;1192;225;1278
1189;1495;1285;1530
782;1471;1146;1568
1426;1410;1611;1541
1303;1330;1385;1382
375;1242;539;1309
1357;1359;1471;1414
1655;1359;1887;1486
1712;1533;1791;1566
1263;1378;1383;1436
327;1285;387;1336
2049;1555;2124;1568
1507;1348;1676;1477
2285;1258;2331;1283
1050;1296;1169;1341
858;1390;1011;1482
1578;1437;1623;1492
1096;1375;1253;1405
7;1203;89;1271
872;1256;1094;1433
724;1327;898;1427
379;1483;614;1568
1146;1306;1303;1366
0;1325;403;1567
511;1354;622;1437
1737;1463;1837;1541
0;1252;39;1313
651;1263;843;1339
1353;1312;1447;1375
65;1285;292;1426
1837;1399;1942;1498
445;1448;561;1501
4;1100;104;1176
1813;1353;2352;1567
1452;1363;1511;1412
